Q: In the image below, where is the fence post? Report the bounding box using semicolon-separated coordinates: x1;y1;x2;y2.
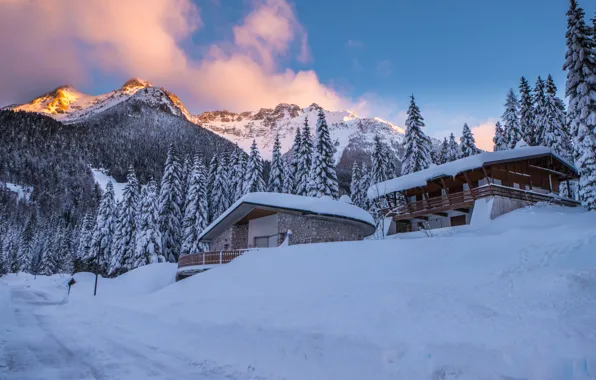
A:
219;250;223;264
202;253;205;266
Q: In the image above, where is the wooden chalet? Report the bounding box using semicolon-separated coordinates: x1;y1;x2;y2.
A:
367;146;580;234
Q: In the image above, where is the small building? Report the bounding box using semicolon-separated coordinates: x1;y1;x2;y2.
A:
368;146;580;235
176;193;375;280
199;192;376;250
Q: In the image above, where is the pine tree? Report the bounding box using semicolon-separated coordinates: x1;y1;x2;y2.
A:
268;133;284;193
493;121;507;151
446;133;460;162
285;127;302;194
519;77;535;145
89;182;116;273
533;76;548;146
110;167;139;275
57;228;75;274
282;156;295;194
460;123;480;157
371;134;389;184
502;89;523;149
181;156;209;256
358;162;371;210
134;179;165;267
232;151;248;201
350;162;365;208
180;156;191;204
159;145;183;262
295;117;313;196
244;140;266;193
17;212;37;273
402;96;433;175
211;153;231;220
75;212;94;269
438;138;448;164
563;0;596;209
308;108;339;198
543;75;572;160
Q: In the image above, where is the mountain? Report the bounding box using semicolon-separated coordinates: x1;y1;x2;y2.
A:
7;80;409;167
7;78;193;123
196;103;407;166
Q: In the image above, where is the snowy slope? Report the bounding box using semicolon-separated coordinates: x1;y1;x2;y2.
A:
8;79;193;123
196;103;407;161
91;168;126;200
2;205;595;379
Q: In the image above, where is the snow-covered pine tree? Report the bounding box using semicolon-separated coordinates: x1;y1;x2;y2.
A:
0;247;7;277
75;212;94;272
446;133;460;162
563;0;596;210
532;76;548;147
284;127;302;194
181;156;209;256
519;77;536;145
110;166;139;275
180;156;191;204
439;137;449;164
402;96;433;175
57;228;75;274
460;123;480;157
308;108;339;198
17;212;38;273
210;153;231;220
493;121;507;151
295;117;313;196
371;134;389;184
543;74;572;160
350;162;363;208
134;179;165;267
502;89;523;149
282;156;294;194
159;145;183;262
358;162;371;210
90;181;116;274
233;151;248;201
268;133;284;193
244;140;266;193
37;242;58;275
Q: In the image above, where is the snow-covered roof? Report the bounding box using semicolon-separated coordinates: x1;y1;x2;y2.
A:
199;192;376;241
368;146;577;200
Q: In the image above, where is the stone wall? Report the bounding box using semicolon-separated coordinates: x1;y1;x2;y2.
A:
210;224;248;251
277;213;367;245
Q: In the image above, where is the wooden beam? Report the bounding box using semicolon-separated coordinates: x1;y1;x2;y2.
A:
528;164;570;178
431;212;449;217
481;165;492;184
455;208;471;214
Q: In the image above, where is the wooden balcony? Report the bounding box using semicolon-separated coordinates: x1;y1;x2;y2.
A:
177;249;248;269
383;184;580;220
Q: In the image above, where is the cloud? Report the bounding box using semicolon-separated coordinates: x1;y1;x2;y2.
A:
0;0;345;112
471;119;497;151
346;39;364;48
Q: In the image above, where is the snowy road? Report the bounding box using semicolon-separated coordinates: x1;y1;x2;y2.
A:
0;282;239;380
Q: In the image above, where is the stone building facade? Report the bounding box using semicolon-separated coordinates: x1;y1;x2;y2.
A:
209;211;369;251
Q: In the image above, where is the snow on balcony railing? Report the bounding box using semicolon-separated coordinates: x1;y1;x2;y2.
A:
177;249;249;269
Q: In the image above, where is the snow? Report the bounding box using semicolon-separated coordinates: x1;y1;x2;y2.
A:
2;206;596;379
2;182;33;201
91;168;125;200
469;197;494;227
198;192;376;241
368;146;575;199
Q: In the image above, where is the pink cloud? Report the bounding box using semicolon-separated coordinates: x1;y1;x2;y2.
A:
0;0;343;112
471;120;497;152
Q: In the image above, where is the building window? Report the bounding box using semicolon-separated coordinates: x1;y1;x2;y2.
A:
254;236;270;248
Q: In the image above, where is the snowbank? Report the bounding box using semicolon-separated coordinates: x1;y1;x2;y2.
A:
141;205;596;379
91;168;126;200
367;146;575;199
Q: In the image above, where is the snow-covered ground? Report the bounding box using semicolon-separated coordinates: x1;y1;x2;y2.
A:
2;205;596;379
2;182;33;201
91;168;125;200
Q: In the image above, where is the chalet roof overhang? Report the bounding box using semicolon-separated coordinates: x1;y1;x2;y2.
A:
198;200;377;242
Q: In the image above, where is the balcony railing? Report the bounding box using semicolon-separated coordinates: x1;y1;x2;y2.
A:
177;249;248;269
383;184;580;220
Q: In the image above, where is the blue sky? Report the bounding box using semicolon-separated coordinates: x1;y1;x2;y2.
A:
1;0;576;149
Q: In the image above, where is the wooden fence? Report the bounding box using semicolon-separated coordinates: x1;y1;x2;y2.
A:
383;184;580;219
177;249;248;269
